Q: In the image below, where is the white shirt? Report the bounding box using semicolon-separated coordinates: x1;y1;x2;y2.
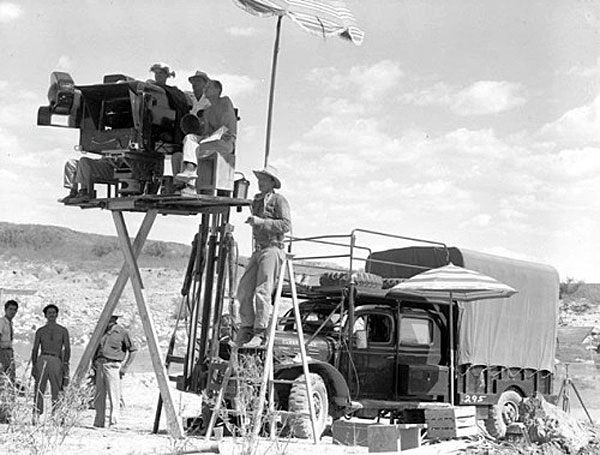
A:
0;316;13;349
186;92;211;116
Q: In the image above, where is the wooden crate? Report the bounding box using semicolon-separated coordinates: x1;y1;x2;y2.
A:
424;406;478;440
331;419;370;447
367;423;426;452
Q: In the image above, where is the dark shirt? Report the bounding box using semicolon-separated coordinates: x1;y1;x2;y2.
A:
251;191;292;249
97;324;137;362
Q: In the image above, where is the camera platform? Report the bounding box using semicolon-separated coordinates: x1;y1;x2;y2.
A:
60;192;250;216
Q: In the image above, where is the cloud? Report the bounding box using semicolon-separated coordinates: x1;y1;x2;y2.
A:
566;57;600;78
0;2;22;23
225;26;259;37
401;80;527;115
56;55;74;71
308;60;403;101
539;95;600;145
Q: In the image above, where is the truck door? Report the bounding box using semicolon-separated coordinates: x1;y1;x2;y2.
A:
342;309;397;400
396;308;448;401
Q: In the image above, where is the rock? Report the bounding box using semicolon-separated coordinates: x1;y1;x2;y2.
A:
521;392;590;453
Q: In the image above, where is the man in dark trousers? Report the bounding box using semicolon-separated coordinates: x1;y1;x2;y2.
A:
93;314;137;428
235;165;292;348
0;300;18;382
31;304;71;416
0;300;19;422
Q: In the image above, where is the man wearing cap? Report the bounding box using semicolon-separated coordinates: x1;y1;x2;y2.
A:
148;63;191;143
93;314;137;428
187;70;212;116
174;79;237;195
31;304;70;416
172;71;213;177
235;165;291;348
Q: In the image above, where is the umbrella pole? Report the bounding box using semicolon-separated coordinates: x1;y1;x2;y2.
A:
449;292;455;406
264;15;283;166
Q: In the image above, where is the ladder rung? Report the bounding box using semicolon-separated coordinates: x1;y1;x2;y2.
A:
270;378;298;385
274;410;312;418
166;355;185;363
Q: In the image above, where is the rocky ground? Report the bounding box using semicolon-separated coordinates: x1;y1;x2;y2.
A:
2;255;600;454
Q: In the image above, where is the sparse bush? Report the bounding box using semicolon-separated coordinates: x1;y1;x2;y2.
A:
0;372;93;455
91;240;118;258
560;277;585;300
209;353;289;455
144;242;168;258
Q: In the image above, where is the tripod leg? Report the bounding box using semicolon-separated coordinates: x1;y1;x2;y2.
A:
570;381;594;424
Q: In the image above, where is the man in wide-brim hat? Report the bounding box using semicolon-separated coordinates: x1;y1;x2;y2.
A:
235;164;291;348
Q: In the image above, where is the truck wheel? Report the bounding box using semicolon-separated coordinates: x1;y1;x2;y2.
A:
484;390;522;439
319;272;382;289
287;373;329;439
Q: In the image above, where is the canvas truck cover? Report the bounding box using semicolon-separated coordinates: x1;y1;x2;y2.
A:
366;247;559;372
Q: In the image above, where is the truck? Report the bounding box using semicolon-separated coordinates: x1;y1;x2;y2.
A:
195;229;559;439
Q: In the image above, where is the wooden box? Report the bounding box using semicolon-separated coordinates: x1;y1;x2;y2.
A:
424;406;478;440
197;152;235;194
331;419;370;447
367;423;425;452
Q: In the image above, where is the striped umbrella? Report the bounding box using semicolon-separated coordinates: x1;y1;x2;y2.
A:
387;263;517;405
386;263;517;302
232;0;364;165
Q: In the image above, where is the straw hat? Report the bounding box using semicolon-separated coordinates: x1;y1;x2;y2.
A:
253;164;282;189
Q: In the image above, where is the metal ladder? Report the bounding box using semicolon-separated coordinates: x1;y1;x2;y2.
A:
204;252;320;443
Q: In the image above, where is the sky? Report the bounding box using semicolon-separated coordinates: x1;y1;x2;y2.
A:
1;0;600;282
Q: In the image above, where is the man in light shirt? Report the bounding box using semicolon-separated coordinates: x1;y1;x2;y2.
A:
0;300;19;423
235;165;291;348
0;300;18;383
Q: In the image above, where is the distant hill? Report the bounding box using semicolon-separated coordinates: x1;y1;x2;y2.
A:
0;221;192;270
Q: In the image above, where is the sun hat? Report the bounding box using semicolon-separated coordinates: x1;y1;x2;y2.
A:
253;164;282;189
149;63;175;78
188;70;210;83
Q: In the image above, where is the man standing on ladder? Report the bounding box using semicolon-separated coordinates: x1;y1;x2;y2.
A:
235;165;291;348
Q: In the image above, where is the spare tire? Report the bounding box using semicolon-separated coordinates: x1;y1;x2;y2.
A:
485;389;523;439
319;271;382;289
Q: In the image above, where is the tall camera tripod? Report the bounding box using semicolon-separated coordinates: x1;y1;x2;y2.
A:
557;363;594;424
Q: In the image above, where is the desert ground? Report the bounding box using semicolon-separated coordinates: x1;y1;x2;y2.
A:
2;235;600;454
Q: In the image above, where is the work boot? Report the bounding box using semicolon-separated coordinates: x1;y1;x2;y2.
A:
175;167;198;184
180;185;198;198
231;327;253;347
242;329;266;349
58;187;78;203
68;189;92;204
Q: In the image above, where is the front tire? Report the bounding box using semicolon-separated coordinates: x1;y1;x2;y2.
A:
485;389;523;439
287;373;329;439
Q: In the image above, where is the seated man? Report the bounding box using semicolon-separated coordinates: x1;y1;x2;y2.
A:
59;63;189;203
147;63;190;144
171;70;212;177
59;157;116;203
174;80;237;195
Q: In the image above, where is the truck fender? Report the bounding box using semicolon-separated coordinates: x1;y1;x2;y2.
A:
275;360;353;417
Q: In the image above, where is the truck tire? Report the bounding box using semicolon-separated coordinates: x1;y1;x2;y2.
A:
287;373;329;439
319;271;382;289
484;389;523;439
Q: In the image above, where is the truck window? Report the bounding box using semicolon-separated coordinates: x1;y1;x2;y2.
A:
399;317;432;346
353;313;394;348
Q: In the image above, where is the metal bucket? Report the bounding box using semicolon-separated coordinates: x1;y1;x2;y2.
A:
233;172;250;200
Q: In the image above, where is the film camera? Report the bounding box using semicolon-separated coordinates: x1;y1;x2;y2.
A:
38;72;182;196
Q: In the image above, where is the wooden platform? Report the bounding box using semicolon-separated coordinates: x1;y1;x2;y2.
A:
61;193;251;215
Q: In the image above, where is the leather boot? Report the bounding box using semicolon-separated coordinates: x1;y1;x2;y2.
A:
232;326;253;346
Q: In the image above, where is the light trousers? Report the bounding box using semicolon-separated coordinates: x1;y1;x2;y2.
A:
93;359;121;427
236;246;285;331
